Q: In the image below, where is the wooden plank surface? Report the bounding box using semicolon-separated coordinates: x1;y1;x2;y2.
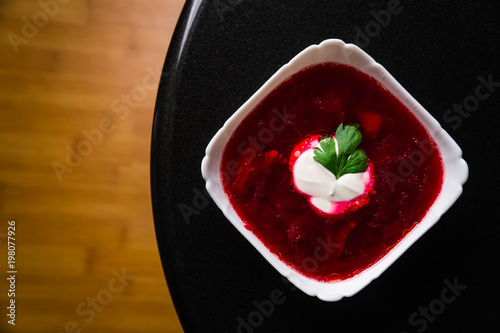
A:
0;1;186;332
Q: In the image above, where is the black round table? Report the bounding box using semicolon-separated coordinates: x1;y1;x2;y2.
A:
151;1;500;332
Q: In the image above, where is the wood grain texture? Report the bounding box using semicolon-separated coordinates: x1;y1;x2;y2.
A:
0;0;186;332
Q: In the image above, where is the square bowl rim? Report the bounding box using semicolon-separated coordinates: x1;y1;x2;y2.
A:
201;38;468;301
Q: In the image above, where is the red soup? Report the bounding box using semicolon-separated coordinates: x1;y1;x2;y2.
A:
220;62;444;281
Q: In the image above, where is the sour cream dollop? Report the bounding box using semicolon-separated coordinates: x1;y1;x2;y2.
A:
290;136;373;215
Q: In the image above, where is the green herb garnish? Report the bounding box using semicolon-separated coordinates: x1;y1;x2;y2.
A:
313;123;368;179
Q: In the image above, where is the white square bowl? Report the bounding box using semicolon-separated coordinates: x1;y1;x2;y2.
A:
201;39;468;301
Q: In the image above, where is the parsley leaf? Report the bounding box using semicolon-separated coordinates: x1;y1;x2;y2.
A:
312;137;337;172
313;123;368;178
